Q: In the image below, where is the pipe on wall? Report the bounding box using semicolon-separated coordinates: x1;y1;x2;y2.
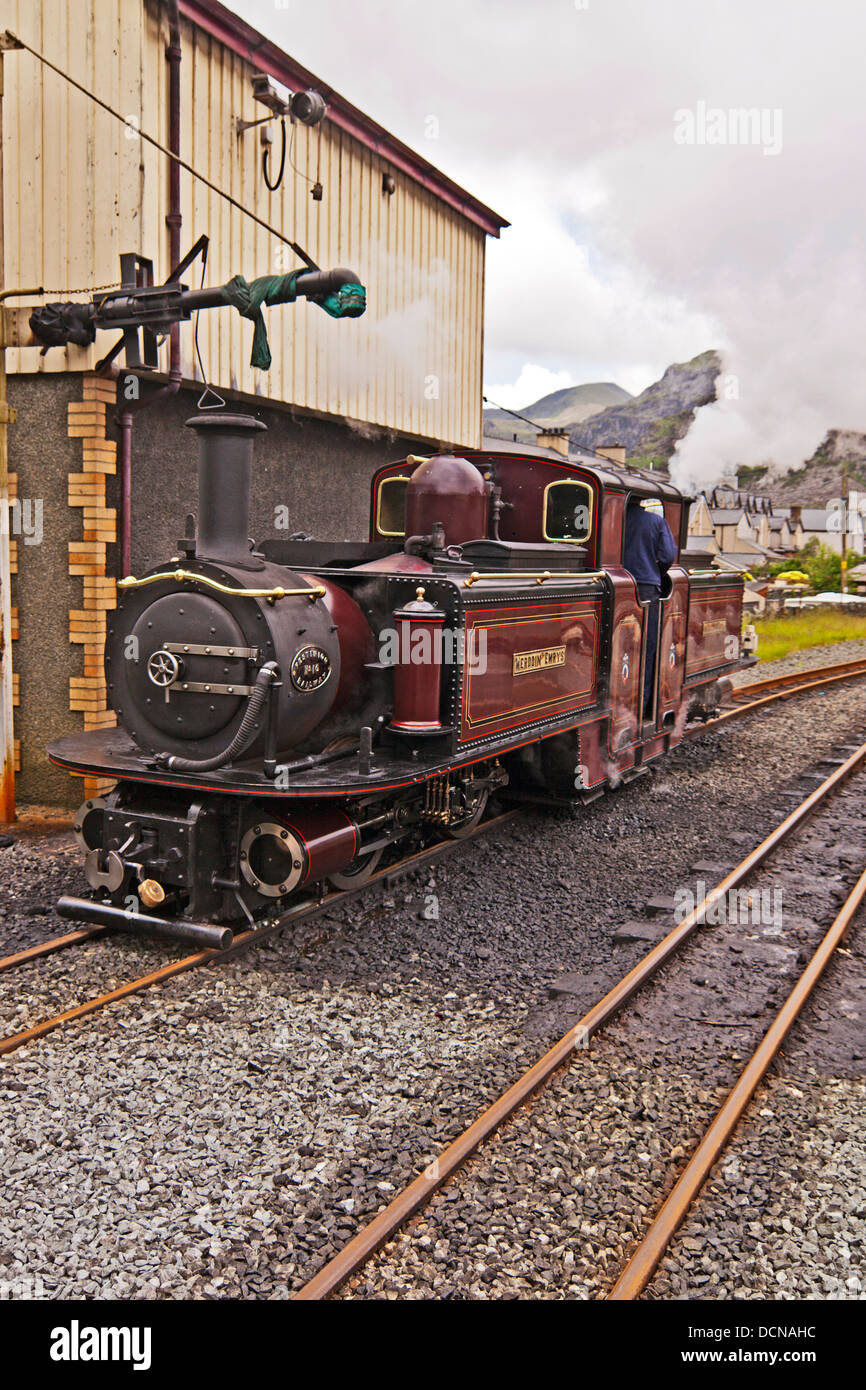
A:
118;0;183;577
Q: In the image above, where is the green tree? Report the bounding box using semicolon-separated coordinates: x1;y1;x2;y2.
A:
764;539;864;592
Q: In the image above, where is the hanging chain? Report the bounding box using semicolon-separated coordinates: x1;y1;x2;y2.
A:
39;282;123;297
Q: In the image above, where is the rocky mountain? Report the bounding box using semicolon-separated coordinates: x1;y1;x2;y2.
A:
746;429;866;507
483;380;631;447
574;349;721;464
483;351;721;465
486;351;866;508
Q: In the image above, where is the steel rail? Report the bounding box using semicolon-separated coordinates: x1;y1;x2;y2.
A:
0;811;519;1057
0;946;221;1056
0;925;110;975
294;739;866;1300
608;862;866;1300
728;656;866;698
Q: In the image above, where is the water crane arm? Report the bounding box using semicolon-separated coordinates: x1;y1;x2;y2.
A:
27;254;366;371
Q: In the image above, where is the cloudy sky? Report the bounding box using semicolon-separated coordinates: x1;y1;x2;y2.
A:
234;0;866;487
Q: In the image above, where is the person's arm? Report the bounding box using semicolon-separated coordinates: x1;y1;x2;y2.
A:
655;515;679;570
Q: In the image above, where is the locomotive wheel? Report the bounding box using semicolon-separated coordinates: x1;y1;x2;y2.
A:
443;787;489;839
328;846;385;890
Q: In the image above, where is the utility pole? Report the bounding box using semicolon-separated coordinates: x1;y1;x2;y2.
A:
841;460;849;595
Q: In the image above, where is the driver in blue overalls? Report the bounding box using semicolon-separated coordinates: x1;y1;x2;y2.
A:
623;497;678;715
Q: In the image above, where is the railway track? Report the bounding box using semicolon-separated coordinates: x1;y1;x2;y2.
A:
293;738;866;1299
0;923;109;975
0;652;864;1061
730;654;866;697
607;862;866;1299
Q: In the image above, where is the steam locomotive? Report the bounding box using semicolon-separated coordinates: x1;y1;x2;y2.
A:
48;413;749;946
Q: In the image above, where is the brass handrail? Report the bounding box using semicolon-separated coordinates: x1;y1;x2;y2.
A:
462;569;604;587
118;570;325;602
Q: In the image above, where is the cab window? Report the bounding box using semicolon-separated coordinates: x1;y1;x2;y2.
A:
543;480;593;543
376;476;409;537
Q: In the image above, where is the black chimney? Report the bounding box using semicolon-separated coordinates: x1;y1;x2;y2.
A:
185;413;266;565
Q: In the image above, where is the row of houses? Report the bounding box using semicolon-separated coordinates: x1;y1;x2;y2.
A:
686;484;856;572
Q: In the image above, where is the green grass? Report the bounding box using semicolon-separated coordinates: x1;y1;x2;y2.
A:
753;611;866;663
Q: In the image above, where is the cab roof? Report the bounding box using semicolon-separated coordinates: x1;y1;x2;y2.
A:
463;446;683;502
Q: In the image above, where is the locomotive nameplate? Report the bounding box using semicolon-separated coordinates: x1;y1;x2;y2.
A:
290;646;332;692
512;645;566;675
461;601;600;742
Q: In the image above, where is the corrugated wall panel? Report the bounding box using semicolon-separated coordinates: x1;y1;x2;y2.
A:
3;0;485;446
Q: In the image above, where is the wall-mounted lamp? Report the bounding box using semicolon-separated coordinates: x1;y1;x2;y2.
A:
289;89;327;127
382;172;396;196
237;74;288;133
236;75;328;196
236;76;326;135
252;72;289;116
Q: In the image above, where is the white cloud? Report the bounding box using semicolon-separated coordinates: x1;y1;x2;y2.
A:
480;167;719;399
234;0;866;482
484;364;573;411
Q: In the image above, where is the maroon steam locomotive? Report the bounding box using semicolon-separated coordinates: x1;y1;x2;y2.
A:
48;414;749;946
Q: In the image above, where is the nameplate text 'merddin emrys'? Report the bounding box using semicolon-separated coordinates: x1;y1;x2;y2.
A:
512;645;567;676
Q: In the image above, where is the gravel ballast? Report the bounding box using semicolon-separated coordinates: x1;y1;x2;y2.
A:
730;637;866;687
0;648;863;1299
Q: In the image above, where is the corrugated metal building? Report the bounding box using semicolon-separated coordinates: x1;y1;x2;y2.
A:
1;0;507;805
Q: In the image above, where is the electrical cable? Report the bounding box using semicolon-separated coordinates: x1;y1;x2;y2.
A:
285;119;304;180
482;394;544;430
262;116;286;192
191;239;225;408
483;392;630;468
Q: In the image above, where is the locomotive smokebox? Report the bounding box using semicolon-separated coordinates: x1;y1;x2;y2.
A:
185;412;266;564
